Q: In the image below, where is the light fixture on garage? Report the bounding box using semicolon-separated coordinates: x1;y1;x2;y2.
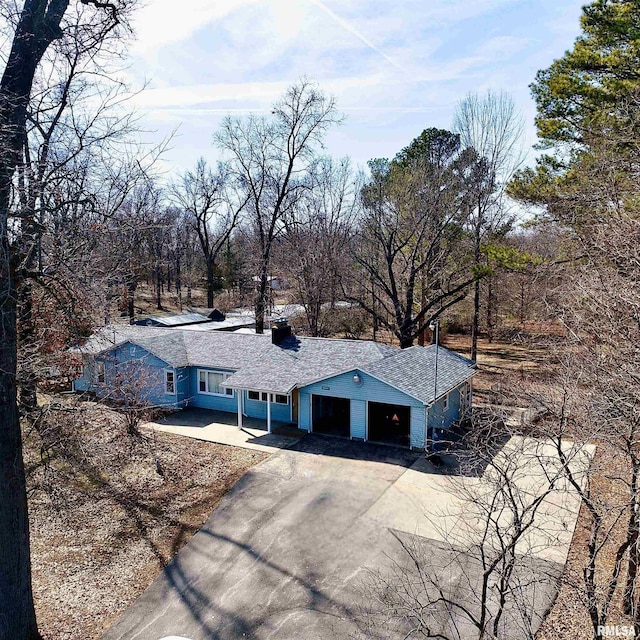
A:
353;372;362;386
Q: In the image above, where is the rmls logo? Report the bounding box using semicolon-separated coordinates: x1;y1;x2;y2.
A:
598;626;636;638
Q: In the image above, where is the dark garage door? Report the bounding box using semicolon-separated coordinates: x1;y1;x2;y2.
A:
368;402;410;447
312;395;351;438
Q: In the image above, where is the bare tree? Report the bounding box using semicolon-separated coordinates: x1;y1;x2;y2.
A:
453;90;525;360
171;158;245;308
278;156;358;336
510;128;640;636
216;79;342;333
354;129;478;348
357;415;592;640
0;2;135;636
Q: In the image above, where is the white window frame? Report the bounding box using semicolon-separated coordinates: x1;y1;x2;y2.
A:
442;393;449;411
247;391;289;405
164;369;176;395
129;345;137;357
96;361;105;384
198;369;234;397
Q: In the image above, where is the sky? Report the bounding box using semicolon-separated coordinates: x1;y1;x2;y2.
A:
125;0;586;176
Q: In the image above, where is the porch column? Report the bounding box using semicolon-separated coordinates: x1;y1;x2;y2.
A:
267;394;272;434
237;390;243;428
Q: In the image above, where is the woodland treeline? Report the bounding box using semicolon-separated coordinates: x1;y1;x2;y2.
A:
2;1;640;639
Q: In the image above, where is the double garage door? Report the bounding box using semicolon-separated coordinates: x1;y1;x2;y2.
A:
311;395;410;447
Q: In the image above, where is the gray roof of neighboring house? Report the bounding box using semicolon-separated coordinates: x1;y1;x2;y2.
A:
135;312;211;327
363;345;476;404
222;336;396;394
74;326;475;401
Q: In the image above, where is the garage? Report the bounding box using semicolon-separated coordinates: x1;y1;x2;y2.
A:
368;402;411;447
312;395;350;438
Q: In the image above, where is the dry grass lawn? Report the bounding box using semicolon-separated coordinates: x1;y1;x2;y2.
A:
25;403;267;640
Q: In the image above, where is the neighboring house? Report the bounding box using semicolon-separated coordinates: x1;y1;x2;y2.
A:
132;312;213;327
132;311;256;333
72;319;476;450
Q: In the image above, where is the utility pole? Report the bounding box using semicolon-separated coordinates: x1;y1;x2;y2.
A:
428;319;440;452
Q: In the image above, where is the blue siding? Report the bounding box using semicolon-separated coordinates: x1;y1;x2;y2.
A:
91;342;181;409
176;367;190;405
73;355;95;391
243;392;291;423
299;369;427;448
351;400;366;439
188;367;237;412
427;383;466;445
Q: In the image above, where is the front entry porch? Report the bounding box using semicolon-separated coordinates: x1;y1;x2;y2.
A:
145;407;302;453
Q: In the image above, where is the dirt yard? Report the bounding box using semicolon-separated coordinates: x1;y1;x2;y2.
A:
25;403;267;640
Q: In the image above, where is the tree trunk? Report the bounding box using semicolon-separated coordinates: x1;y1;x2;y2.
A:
470;211;482;361
486;274;495;343
0;183;40;640
155;268;161;310
418;271;427;346
624;462;640;616
17;278;38;418
398;321;414;349
471;278;481;360
255;258;270;334
206;260;215;309
175;254;181;294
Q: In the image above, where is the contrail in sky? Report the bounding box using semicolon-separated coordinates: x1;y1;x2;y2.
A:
310;0;406;73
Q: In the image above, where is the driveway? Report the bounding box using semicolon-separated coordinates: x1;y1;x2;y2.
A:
103;435;588;640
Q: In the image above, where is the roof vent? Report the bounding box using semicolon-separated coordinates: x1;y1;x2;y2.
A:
272;317;292;345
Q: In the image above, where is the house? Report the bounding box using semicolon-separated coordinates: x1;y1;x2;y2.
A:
72;319;476;450
132;312;213;327
132;311;256;333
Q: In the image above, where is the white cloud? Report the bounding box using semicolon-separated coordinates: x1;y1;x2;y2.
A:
130;0;256;59
122;0;585;173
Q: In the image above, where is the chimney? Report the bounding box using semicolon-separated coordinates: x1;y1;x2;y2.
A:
272;317;292;345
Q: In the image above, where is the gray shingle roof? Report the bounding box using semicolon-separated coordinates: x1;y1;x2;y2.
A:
222;336;396;394
75;327;475;401
138;312;211;326
74;326;273;370
363;345;476;404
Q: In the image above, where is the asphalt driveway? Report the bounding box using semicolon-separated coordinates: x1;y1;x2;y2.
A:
103;436;420;640
103;434;585;640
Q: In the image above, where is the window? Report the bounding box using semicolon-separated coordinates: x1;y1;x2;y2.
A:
247;391;289;405
129;345;137;357
198;370;234;396
165;370;175;394
96;361;105;384
442;393;449;411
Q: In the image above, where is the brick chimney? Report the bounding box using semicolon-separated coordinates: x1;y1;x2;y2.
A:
271;317;292;345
